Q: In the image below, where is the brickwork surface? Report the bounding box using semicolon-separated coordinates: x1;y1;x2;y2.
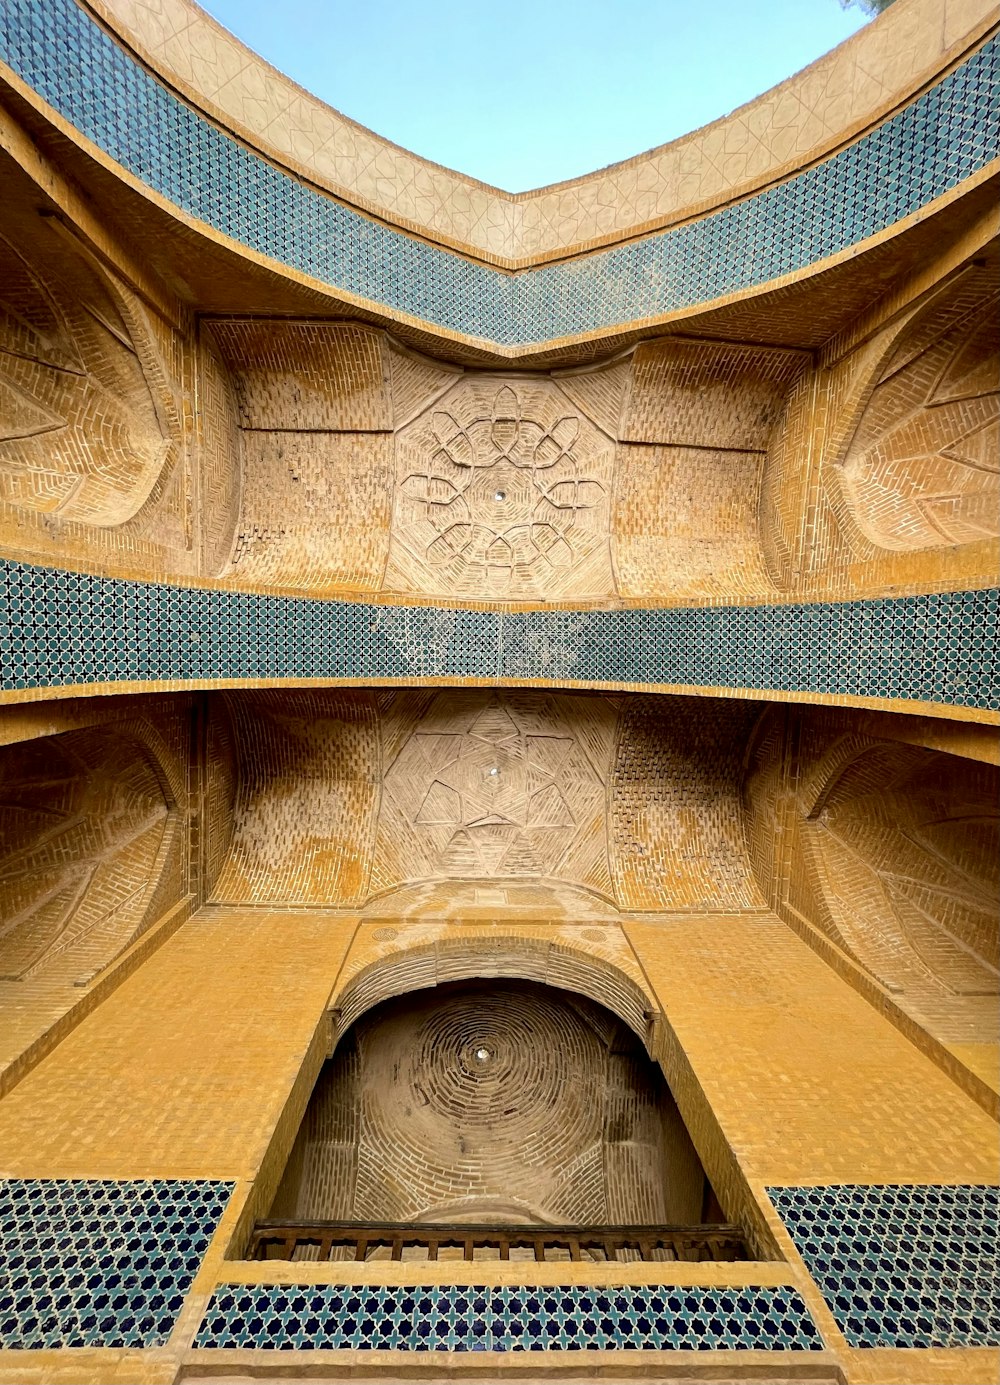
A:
0;0;997;1379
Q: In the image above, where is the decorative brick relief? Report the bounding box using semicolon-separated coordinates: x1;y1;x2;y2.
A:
551;360;631;439
835;288;999;554
744;705;1000;1048
613;444;773;600
619;339;804;450
207;323;393;594
211;690;381;906
230;432;393;593
196;330;242;577
761;259;1000;598
759;369;815;591
202;694;238;900
207;321;392;432
0;725;181;984
385;379;615;600
800;733;999;1045
612;339;804;600
0;698;192;1087
0;230;172;527
387;340;461;428
611;698;766;912
369;690;617;899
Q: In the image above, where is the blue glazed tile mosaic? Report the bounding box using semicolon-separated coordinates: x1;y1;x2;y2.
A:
194;1282;823;1351
0;560;996;711
0;1178;233;1349
0;0;995;346
768;1185;1000;1349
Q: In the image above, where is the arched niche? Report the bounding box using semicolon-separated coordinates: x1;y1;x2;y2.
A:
0;723;182;983
0;228;173;527
272;978;712;1235
743;705;999;1050
801;739;998;1040
331;933;654;1042
834;269;999;555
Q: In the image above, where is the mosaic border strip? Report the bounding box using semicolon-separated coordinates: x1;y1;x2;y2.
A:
1;562;996;709
0;1178;234;1349
194;1282;823;1351
0;1;995;346
768;1185;1000;1349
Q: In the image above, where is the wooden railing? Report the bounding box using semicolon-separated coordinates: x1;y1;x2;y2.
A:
246;1221;748;1263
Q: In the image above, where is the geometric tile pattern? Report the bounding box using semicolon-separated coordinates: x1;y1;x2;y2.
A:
768;1185;1000;1349
0;2;995;347
1;560;996;710
0;1179;233;1350
194;1283;824;1351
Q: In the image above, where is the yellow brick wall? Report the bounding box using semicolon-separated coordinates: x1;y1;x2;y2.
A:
0;909;995;1382
0;908;356;1180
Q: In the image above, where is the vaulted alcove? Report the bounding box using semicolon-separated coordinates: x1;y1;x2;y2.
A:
264;979;724;1261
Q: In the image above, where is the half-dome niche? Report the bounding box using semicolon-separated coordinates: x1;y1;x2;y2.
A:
270;979;715;1244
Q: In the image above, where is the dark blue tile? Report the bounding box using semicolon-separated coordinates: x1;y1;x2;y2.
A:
768;1184;1000;1348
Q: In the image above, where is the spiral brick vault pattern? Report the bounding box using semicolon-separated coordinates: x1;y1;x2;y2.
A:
274;981;706;1232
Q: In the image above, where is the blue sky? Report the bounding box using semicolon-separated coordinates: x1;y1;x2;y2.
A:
199;0;870;191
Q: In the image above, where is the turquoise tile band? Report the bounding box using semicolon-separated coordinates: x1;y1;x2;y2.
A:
1;561;996;709
0;1179;234;1349
769;1185;999;1349
0;0;995;347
